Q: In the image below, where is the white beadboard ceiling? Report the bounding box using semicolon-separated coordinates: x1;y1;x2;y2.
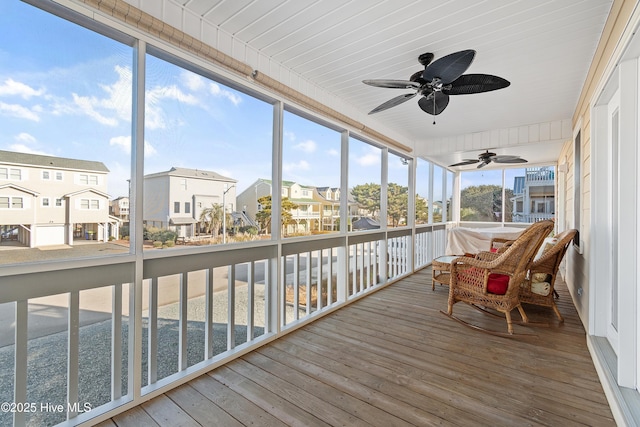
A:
137;0;613;168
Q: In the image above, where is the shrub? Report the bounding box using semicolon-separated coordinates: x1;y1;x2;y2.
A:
152;240;163;248
239;226;258;235
145;227;177;243
164;240;175;247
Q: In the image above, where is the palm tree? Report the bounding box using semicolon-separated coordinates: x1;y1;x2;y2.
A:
199;203;225;237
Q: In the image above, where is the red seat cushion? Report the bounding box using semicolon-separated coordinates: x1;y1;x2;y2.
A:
487;273;510;295
456;268;511;295
490;247;498;253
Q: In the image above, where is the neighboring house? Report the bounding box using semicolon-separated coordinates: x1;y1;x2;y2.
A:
110;196;130;223
285;181;320;234
236;178;272;225
511;167;555;223
0;150;117;247
143;167;237;238
237;179;358;233
315;186;359;231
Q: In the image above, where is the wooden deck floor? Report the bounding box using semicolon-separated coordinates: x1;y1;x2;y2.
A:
101;268;615;426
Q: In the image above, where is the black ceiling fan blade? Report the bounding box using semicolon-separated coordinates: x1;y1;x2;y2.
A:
362;79;421;89
368;92;417;114
418;92;449;115
445;74;511;95
449;159;479;167
477;161;489;169
492;155;528;164
422;49;476;84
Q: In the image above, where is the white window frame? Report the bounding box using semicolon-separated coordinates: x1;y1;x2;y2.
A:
10;168;21;180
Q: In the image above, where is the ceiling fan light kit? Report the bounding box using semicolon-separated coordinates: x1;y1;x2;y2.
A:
363;49;510;122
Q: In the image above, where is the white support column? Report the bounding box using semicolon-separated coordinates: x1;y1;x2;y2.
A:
271;102;283;332
129;38;146;400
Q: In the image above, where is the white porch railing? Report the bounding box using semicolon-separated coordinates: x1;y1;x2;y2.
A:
0;224;448;426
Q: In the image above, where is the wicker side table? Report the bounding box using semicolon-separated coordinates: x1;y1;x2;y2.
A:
431;255;459;290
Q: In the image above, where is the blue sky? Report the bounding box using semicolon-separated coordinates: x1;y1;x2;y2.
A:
0;1;416;201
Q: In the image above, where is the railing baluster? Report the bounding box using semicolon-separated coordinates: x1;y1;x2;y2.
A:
178;272;188;372
111;284;123;400
280;256;286;328
227;264;236;350
293;254;300;321
148;277;158;385
306;252;311;315
14;300;27;427
327;247;333;306
317;250;323;311
358;243;364;292
205;268;214;359
247;261;255;341
351;245;356;295
68;291;79;419
264;259;271;334
373;242;378;286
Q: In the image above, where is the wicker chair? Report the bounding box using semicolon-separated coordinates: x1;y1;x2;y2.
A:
489;237;514;253
519;229;577;322
444;220;555;336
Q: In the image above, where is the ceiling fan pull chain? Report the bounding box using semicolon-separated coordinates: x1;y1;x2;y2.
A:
433;95;436;125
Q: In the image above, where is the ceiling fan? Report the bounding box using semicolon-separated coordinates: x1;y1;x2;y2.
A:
363;49;510;118
450;150;528;169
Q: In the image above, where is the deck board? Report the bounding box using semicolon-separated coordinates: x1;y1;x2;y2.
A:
109;268;615;427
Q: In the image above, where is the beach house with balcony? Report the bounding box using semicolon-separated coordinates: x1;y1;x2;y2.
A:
511;167;556;223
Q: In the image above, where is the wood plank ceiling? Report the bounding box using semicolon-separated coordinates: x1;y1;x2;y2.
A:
148;0;613;166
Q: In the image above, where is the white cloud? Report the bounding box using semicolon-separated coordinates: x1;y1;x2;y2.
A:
356;151;381;166
283;160;310;172
109;135;157;156
284;130;296;141
209;82;241;106
327;148;339;157
294;139;316;153
145;83;200;130
7;143;51;155
0;101;40;121
145;140;158;156
0;78;44;99
181;71;205;91
70;65;133;126
73;93;118;126
100;65;133;121
15;132;37;144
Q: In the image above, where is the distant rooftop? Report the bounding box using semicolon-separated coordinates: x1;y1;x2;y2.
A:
145;167;236;182
0;150;109;172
